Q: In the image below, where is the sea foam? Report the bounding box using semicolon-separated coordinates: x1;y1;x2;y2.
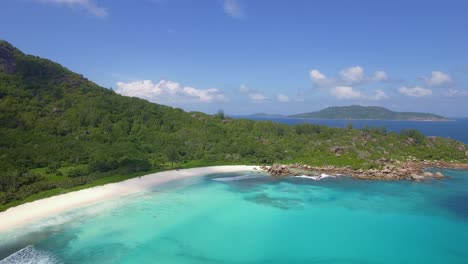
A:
0;245;59;264
294;173;336;181
212;174;265;182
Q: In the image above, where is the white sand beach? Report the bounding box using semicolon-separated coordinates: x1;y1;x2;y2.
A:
0;165;258;232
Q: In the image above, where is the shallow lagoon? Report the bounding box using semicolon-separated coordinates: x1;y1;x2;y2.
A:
1;169;468;264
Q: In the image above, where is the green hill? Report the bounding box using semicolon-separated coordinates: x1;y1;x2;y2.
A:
0;40;466;210
289;105;448;120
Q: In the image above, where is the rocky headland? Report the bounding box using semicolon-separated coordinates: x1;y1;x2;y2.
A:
261;159;468;181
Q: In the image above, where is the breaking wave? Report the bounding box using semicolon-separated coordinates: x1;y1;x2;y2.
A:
0;245;59;264
293;173;336;181
212;174;266;182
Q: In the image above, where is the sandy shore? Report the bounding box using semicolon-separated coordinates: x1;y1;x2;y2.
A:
0;165;257;232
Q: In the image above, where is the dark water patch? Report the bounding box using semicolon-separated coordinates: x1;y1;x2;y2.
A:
306;193;338;204
35;230;80;252
0;221;79;260
441;192;468;220
245;193;304;210
54;242;130;264
0;231;51;260
252;257;375;264
211;174;282;194
138;236;226;264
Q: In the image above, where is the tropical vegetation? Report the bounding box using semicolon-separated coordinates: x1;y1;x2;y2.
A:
0;40;466;210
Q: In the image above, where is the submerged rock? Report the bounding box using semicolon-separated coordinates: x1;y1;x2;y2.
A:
411;174;425;181
423;172;434;178
246;193;303;210
434;172;445;179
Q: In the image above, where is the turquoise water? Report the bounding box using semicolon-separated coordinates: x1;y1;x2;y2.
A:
1;169;468;263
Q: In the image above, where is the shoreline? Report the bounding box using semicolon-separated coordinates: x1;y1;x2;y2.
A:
262;161;468;181
241;116;454;122
0;165;258;233
286;118;454;122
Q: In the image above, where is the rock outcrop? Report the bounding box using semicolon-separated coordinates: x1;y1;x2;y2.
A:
0;41;17;74
260;160;457;182
329;146;344;156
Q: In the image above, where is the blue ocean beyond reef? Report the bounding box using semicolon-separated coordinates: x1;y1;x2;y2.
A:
1;169;468;264
235;117;468;144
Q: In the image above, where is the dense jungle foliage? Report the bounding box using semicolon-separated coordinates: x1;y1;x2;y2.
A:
0;40;466;210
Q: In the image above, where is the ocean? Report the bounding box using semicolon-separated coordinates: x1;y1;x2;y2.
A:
1;170;468;264
234;117;468;143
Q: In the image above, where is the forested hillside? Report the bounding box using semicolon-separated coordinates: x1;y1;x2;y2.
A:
0;40;466;209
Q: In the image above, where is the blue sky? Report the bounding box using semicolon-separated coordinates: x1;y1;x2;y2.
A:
1;0;468;116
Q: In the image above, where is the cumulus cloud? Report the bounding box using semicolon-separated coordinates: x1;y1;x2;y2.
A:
309;69;326;81
339;66;365;84
183;87;227;103
332;86;363;100
223;0;243;19
309;69;333;88
309;66;389;89
116;80;228;104
308;66;393;101
331;86;389;101
370;89;389;100
38;0;108;17
398;86;432;97
445;89;468;97
424;71;452;87
372;71;388;82
276;94;290;103
239;84;250;93
239;84;268;102
248;92;268;102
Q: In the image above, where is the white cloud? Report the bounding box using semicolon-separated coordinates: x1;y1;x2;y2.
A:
239;84;250;93
370;89;389;100
332;86;363;100
223;0;243;19
339;66;364;84
309;69;326;81
183;87;227;103
372;71;388;82
249;92;268;102
398;86;432;97
276;94;290;103
239;84;268;102
309;66;388;89
309;69;333;88
116;80;228;104
425;71;452;87
330;86;389;101
309;67;392;101
445;89;468;97
38;0;108;17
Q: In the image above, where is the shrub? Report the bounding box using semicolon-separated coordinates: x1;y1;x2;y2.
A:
401;129;425;144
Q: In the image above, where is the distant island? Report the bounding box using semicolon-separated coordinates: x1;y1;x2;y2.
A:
288;105;449;121
247;113;286;118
